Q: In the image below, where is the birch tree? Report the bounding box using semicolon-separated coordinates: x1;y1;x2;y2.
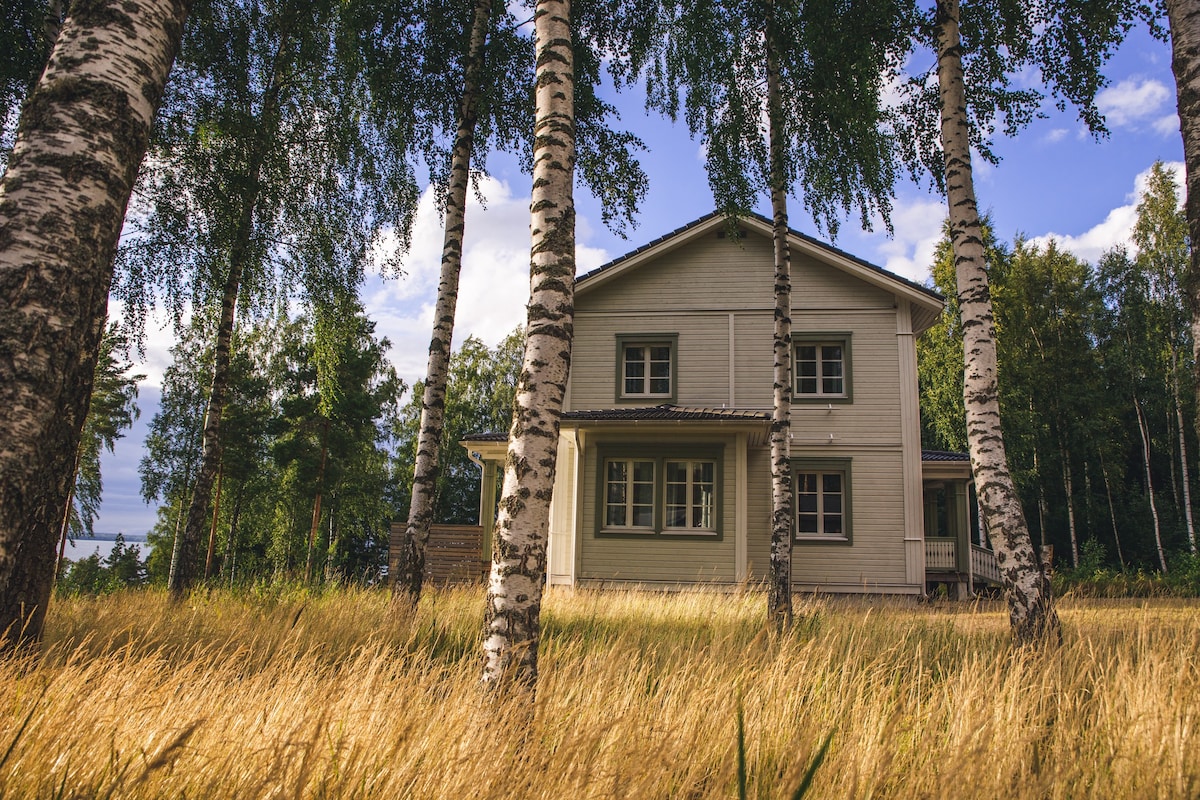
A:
394;0;502;604
930;0;1057;640
0;0;190;648
1131;161;1196;554
481;0;576;690
638;0;906;627
116;0;419;597
1164;0;1200;469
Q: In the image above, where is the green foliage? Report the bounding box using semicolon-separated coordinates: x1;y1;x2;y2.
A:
67;322;144;539
114;0;421;347
56;535;148;596
395;329;523;525
0;0;59;167
918;166;1200;573
642;0;910;236
896;0;1161;189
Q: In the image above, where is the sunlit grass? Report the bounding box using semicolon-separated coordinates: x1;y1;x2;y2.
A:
1;587;1197;798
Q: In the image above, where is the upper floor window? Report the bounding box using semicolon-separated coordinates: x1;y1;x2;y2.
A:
794;333;852;402
616;334;678;402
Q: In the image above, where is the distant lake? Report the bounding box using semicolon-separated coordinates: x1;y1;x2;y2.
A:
63;532;150;562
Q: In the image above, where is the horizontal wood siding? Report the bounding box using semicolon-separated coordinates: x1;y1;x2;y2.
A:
570;312;732;409
787;448;909;589
745;445;771;579
580;232;776;313
578;434;737;583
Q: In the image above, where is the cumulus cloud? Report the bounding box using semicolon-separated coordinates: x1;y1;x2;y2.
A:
867;198;947;284
1043;128;1069;144
1097;78;1173;130
365;176;610;387
1027;161;1184;263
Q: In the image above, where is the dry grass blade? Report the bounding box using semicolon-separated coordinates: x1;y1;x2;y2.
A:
0;588;1196;798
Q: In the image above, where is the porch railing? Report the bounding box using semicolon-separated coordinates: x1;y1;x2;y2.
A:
925;538;1001;586
925;537;957;570
970;544;1001;585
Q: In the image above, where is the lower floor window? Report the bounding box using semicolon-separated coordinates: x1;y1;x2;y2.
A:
793;459;851;541
665;460;715;530
606;459;655;528
598;446;723;537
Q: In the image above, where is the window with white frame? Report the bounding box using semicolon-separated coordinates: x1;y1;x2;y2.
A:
794;334;851;400
616;334;677;401
793;459;852;542
598;445;722;537
664;460;716;531
604;459;656;528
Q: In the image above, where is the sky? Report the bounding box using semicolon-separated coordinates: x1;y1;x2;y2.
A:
91;22;1185;537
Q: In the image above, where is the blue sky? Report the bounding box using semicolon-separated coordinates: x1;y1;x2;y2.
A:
94;22;1184;536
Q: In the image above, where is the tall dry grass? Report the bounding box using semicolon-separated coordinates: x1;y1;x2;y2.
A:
1;586;1198;798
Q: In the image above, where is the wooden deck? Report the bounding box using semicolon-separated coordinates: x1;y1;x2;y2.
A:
388;523;486;585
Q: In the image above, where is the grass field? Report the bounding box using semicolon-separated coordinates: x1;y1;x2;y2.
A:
1;586;1197;798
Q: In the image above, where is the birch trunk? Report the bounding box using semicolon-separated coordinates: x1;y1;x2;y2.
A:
1172;354;1197;552
305;418;329;582
0;0;190;648
1165;0;1200;511
765;7;794;630
169;228;249;597
1061;451;1078;568
395;0;493;605
1135;396;1168;571
203;466;223;579
934;0;1058;642
481;0;575;691
1098;452;1126;568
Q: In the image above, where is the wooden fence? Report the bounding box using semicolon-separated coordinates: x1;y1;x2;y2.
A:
388;523;486;585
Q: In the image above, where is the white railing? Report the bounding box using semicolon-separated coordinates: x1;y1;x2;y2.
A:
925;538;956;570
971;544;1001;585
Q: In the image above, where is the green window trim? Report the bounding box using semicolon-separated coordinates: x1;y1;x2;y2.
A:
791;457;853;545
615;333;678;404
595;443;724;540
793;332;852;404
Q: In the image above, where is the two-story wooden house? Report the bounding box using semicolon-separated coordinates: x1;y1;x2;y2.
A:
409;212;999;596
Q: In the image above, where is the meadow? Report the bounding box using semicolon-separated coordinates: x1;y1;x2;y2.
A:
1;586;1197;799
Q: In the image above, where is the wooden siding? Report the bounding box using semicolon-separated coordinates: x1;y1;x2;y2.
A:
577;433;738;583
745;446;772;579
788;448;909;589
388;523;485;584
569;312;733;409
743;446;914;590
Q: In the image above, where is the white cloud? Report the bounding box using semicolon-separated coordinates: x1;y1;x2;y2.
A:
365;176;610;388
1097;78;1172;129
1154;112;1181;137
1027;161;1184;263
1043;128;1069;144
869;198;946;284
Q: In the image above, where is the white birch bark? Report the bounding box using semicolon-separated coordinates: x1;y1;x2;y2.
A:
1062;454;1078;568
1135;396;1168;572
481;0;575;690
1172;355;1197;552
0;0;190;648
396;0;493;604
934;0;1058;642
765;9;794;630
1165;1;1200;525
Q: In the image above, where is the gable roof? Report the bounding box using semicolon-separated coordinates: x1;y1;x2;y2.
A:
577;211;945;334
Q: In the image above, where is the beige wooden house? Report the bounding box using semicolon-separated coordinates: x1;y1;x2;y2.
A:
446;212;999;596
